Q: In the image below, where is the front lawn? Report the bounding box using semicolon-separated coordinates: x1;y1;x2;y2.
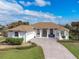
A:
0;46;44;59
59;41;79;59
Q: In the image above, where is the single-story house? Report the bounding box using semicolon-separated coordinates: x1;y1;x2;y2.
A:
32;22;69;40
7;22;69;42
7;25;36;43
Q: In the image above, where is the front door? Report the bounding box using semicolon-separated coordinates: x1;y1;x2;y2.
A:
49;29;55;37
42;29;47;37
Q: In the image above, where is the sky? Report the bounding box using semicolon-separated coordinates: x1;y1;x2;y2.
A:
0;0;79;25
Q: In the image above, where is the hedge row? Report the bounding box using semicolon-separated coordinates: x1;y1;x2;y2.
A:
6;38;23;45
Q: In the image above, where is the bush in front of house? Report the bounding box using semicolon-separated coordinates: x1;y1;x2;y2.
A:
69;33;79;40
62;36;65;38
6;38;23;45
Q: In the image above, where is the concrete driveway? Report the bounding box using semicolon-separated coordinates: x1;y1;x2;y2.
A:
31;38;76;59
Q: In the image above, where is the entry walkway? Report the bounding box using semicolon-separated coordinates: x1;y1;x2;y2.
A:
31;38;76;59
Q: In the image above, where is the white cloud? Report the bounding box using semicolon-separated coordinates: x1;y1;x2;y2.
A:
19;1;32;6
24;10;62;24
24;10;56;19
0;0;23;12
35;0;51;7
19;0;51;7
0;0;61;25
26;2;32;6
0;0;24;25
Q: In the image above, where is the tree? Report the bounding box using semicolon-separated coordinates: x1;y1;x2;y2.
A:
7;21;29;29
64;24;71;29
70;22;79;40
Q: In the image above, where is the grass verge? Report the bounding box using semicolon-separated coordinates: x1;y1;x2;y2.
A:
58;40;79;59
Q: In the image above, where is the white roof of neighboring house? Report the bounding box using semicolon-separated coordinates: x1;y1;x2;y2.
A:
32;22;69;31
8;25;34;32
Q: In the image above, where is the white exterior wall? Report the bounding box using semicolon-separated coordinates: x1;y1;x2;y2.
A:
64;31;69;40
8;32;26;43
54;30;63;40
8;32;14;38
8;29;69;41
25;31;36;42
56;30;69;40
8;32;26;38
8;31;36;43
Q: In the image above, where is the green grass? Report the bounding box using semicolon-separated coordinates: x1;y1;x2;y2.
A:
0;37;5;42
59;41;79;59
0;46;44;59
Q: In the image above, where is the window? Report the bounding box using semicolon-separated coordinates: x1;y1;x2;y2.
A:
57;32;59;36
15;32;18;37
42;29;47;37
61;31;65;38
61;31;64;36
50;29;53;34
37;29;40;35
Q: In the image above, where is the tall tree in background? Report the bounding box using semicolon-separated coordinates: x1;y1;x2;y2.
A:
65;22;79;40
64;24;71;29
7;21;29;29
71;22;79;40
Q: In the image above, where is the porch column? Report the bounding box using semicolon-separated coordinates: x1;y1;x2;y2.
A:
47;29;50;38
64;31;69;40
59;31;63;40
40;29;42;38
53;29;56;39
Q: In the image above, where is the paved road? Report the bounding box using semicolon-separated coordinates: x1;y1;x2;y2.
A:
31;38;76;59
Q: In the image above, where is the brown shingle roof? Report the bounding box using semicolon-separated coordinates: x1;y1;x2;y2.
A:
32;22;69;31
8;25;34;32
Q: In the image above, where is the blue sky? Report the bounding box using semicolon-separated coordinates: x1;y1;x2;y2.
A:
0;0;79;25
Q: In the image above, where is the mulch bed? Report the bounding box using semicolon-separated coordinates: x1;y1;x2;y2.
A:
0;41;34;51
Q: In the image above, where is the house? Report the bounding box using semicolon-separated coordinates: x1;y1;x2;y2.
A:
32;22;69;40
7;25;36;43
7;22;69;42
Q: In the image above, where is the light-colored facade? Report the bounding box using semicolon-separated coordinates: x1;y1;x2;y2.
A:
7;22;69;42
33;22;69;40
7;25;36;42
8;31;36;42
35;28;69;40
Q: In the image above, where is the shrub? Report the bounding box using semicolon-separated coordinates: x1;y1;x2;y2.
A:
6;37;23;45
69;33;79;40
62;36;65;38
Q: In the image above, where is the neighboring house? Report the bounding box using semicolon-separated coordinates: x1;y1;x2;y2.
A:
7;22;69;42
32;22;69;40
7;25;36;42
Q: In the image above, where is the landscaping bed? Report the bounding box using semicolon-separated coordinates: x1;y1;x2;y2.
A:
0;42;37;51
58;40;79;59
0;37;44;59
